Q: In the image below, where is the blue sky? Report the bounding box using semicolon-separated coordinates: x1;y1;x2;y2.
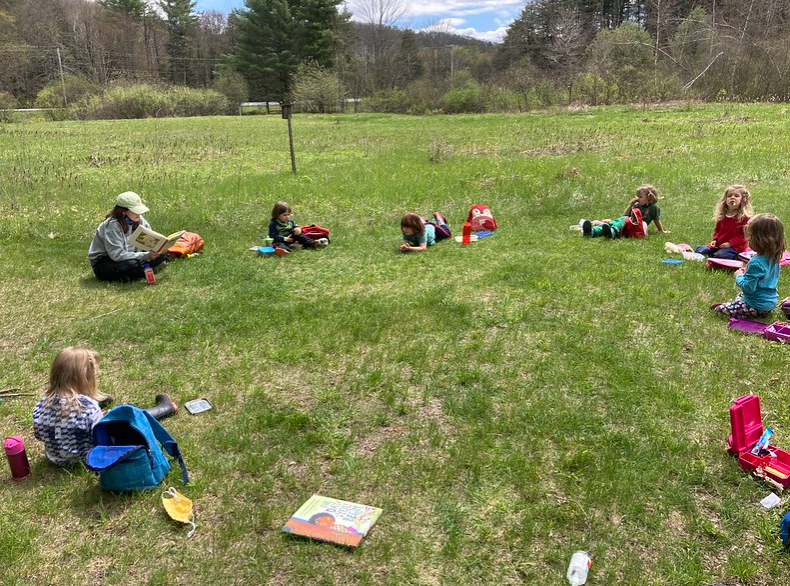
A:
194;0;524;43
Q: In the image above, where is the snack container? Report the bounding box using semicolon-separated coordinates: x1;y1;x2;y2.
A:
763;322;790;344
728;394;790;489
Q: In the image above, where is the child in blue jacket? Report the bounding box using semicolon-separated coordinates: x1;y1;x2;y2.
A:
268;201;328;255
712;213;785;318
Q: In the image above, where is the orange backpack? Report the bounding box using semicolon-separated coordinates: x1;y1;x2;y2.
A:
166;232;204;257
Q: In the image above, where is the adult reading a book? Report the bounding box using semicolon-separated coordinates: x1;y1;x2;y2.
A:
88;191;167;282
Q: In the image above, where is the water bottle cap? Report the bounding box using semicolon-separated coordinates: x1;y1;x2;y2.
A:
4;435;25;455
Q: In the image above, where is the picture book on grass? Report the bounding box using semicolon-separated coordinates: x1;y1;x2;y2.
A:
129;225;186;253
282;494;382;547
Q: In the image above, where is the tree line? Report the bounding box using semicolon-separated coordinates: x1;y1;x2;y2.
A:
1;0;789;115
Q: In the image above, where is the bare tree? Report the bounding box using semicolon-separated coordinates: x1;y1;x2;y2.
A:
347;0;410;90
348;0;408;28
546;8;588;105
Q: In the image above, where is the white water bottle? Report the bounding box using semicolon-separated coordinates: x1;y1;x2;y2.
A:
566;551;591;586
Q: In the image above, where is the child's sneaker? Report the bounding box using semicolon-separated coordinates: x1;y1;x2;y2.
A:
316;238;329;247
275;244;290;256
601;224;612;238
433;212;448;226
581;220;592;237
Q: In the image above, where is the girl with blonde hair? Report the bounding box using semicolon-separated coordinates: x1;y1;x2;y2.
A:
695;185;753;260
33;347;178;466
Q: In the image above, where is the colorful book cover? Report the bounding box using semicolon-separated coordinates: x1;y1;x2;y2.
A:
282;494;382;547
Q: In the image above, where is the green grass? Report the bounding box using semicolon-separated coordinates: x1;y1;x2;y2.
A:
2;103;790;585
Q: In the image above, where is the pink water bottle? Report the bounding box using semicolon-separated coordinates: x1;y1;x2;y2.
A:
5;436;31;482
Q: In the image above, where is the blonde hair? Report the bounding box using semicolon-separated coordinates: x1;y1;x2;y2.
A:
46;347;103;412
745;213;786;263
400;212;425;236
636;184;659;204
714;185;753;222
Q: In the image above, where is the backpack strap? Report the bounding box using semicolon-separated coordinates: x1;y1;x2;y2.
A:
143;411;189;485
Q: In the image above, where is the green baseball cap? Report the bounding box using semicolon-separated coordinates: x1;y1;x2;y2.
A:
116;191;149;214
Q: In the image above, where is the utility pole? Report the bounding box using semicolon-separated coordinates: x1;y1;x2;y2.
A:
56;48;67;106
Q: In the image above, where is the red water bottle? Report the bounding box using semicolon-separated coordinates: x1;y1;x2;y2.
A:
5;436;30;482
462;221;472;245
143;262;155;285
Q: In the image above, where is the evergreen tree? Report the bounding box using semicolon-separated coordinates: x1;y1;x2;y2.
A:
291;0;343;67
160;0;198;84
230;0;297;100
228;0;345;102
395;29;423;86
101;0;148;20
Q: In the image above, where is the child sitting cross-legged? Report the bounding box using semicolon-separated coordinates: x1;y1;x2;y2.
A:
268;201;328;256
711;213;786;318
695;185;752;260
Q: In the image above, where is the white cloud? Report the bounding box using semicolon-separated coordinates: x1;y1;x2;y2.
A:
408;0;521;18
442;17;466;27
418;20;511;43
344;0;521;21
342;0;519;43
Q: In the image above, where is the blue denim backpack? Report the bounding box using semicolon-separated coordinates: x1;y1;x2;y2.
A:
85;405;188;492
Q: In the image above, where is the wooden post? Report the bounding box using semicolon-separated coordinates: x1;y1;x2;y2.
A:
282;103;296;175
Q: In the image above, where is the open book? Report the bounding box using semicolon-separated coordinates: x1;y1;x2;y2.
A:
282;495;382;547
129;225;186;253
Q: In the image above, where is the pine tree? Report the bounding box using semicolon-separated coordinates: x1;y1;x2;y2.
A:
291;0;343;68
101;0;148;20
395;29;423;86
160;0;198;84
228;0;345;102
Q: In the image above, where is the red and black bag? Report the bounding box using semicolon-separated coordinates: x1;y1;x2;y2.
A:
299;224;330;242
622;208;648;238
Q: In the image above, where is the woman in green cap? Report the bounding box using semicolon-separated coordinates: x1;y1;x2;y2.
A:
88;191;167;282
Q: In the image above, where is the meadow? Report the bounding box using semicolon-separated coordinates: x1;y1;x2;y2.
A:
2;104;790;585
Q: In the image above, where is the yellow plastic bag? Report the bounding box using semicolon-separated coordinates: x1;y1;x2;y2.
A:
162;487;196;537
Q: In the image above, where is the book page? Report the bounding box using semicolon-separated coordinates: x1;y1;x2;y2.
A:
129;225;168;252
129;226;185;253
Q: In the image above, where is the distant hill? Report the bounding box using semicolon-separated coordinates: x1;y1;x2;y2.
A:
351;23;495;49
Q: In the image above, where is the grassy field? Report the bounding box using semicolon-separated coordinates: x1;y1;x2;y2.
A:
2;104;790;586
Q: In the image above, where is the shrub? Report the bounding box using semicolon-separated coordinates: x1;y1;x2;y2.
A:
35;75;100;109
442;81;485;113
211;66;249;113
0;91;17;122
648;70;685;102
74;83;229;120
363;80;445;115
292;63;347;113
483;85;520;113
573;73;612;106
167;86;230;117
365;88;409;114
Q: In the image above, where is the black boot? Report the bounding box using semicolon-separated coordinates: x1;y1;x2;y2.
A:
144;393;179;421
98;395;114;409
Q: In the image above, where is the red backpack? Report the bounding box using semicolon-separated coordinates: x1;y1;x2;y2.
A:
467;205;497;231
622;208;648;238
299;224;330;242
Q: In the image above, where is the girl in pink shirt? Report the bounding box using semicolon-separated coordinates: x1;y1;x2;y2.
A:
695;185;752;260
